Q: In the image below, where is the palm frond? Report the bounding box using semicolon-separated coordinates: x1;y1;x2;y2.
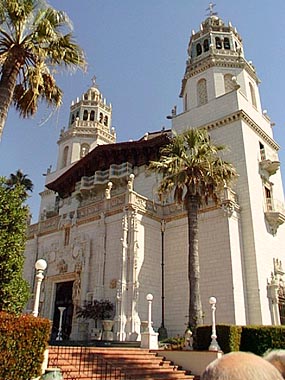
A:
149;128;238;207
0;0;86;137
13;63;62;117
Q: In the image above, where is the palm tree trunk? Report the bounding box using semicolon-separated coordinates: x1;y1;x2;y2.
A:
185;194;203;329
0;51;22;139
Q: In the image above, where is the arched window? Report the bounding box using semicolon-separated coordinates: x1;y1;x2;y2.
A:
90;110;95;121
224;74;234;93
215;37;222;49
76;111;79;119
196;43;202;56
224;37;230;50
203;39;209;52
84;93;88;100
71;114;75;124
249;82;257;108
104;115;108;126
80;143;90;158
62;146;69;168
99;112;103;123
197;79;208;106
83;110;88;121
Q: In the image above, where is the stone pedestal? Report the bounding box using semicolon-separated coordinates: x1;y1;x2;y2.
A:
102;320;114;341
70;321;88;341
140;331;159;349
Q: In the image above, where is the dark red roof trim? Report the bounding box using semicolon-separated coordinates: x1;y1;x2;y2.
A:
47;131;171;198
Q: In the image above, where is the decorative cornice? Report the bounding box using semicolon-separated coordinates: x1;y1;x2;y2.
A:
58;123;115;144
202;110;279;151
27;190;230;239
180;55;259;97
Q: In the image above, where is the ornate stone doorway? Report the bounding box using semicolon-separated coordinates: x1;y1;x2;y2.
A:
51;281;74;340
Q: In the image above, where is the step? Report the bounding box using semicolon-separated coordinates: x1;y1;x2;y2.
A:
48;346;197;380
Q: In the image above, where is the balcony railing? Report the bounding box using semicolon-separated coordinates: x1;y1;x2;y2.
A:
75;163;133;192
265;198;285;214
265;198;285;234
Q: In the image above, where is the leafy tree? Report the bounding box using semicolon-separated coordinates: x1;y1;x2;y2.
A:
149;128;238;333
0;0;86;138
77;299;114;328
6;169;33;194
0;177;30;313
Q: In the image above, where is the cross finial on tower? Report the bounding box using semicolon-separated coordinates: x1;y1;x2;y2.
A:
206;2;218;17
91;75;97;87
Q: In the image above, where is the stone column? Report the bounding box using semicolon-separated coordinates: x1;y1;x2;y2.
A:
114;210;128;341
126;208;141;341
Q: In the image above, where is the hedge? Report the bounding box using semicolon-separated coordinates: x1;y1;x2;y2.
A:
239;325;285;355
197;324;285;355
197;324;242;353
0;312;51;380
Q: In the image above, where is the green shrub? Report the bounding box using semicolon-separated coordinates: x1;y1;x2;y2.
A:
197;324;242;353
0;312;51;380
0;177;30;313
240;325;285;356
160;335;185;350
196;324;285;355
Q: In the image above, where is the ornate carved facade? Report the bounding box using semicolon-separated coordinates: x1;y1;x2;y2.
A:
24;12;285;340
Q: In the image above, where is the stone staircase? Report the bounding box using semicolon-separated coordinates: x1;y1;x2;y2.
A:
48;346;199;380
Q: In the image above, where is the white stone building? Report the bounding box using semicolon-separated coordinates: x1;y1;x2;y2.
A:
24;13;285;340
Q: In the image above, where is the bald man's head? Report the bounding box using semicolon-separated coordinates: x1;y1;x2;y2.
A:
201;351;283;380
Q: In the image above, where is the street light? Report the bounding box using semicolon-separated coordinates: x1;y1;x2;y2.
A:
208;296;221;351
32;259;47;317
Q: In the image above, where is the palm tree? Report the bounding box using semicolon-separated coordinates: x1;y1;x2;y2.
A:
0;0;86;139
149;128;238;332
6;169;33;193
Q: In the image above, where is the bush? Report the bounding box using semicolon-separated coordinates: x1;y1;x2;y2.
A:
0;312;51;380
197;324;285;355
240;325;285;356
0;178;30;313
77;299;115;327
160;335;185;350
197;324;242;353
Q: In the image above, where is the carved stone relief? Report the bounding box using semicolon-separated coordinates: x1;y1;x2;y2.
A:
267;258;285;325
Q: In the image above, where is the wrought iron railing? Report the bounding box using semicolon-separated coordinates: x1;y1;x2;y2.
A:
48;345;135;380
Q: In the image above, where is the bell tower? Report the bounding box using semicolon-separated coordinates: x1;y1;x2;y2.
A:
56;77;115;172
178;12;262;122
39;78;116;219
172;10;285;325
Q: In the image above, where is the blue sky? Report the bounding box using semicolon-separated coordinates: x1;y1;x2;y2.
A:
0;1;285;221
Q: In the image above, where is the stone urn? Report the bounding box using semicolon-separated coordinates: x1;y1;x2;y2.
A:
102;319;114;341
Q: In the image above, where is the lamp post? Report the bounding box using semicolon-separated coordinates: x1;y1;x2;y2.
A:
32;259;47;317
141;293;158;349
158;220;168;340
56;307;66;341
208;296;221;351
146;293;154;333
